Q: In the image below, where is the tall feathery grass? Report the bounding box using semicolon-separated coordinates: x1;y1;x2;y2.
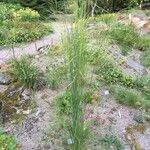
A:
61;0;89;149
62;19;88;149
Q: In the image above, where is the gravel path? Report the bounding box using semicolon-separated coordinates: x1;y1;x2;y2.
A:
0;17;71;65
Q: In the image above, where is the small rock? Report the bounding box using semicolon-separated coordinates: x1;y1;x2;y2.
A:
23;110;31;115
67;139;74;145
133;114;145;124
21;89;30;101
104;90;109;96
0;73;11;85
43;144;51;149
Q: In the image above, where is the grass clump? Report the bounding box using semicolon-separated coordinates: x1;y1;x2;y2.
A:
110;85;144;107
108;24;138;55
107;23;150;55
140;51;150;67
62;19;88;149
10;56;39;89
0;128;18;150
0;2;52;45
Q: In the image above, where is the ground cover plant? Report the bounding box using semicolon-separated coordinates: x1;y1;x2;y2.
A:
0;128;18;150
0;2;52;45
90;48;134;87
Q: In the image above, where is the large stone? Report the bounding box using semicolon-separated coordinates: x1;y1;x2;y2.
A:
126;59;145;73
0;73;11;85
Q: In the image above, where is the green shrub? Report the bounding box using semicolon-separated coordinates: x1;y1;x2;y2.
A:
0;3;52;45
140;51;150;67
16;8;40;21
110;85;144;107
11;56;39;89
0;128;18;150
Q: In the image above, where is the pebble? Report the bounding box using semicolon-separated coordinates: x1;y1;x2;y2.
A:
104;90;109;96
0;73;11;85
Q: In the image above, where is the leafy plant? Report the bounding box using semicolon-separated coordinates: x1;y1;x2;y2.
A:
56;90;96;115
0;3;52;45
10;56;39;89
110;85;144;107
0;128;18;150
99;135;124;150
92;49;134;87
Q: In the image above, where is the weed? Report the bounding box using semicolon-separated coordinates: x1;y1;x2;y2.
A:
99;135;124;150
0;128;18;150
56;91;72;115
110;85;144;107
10;56;39;89
56;90;97;115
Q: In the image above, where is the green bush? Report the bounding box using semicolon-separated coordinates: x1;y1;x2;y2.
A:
11;56;39;89
0;3;52;45
110;85;144;107
0;128;18;150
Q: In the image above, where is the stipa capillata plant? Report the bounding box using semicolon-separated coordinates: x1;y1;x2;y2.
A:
62;19;88;150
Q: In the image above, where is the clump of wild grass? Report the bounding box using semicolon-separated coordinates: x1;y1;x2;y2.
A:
62;19;88;149
107;23;150;55
107;24;138;55
110;85;144;107
10;55;39;89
